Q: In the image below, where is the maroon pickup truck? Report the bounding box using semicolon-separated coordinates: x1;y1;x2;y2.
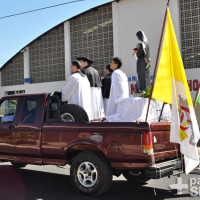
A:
0;93;181;196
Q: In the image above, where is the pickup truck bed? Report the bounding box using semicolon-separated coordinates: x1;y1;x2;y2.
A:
41;121;178;167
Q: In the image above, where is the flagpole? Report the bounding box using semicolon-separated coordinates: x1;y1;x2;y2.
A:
193;85;200;106
145;0;170;121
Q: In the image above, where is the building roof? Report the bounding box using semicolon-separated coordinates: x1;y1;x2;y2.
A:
0;0;116;72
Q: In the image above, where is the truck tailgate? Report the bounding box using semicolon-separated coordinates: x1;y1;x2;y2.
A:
149;122;179;162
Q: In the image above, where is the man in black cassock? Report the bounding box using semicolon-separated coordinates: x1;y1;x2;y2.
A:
133;31;151;93
77;56;105;120
101;64;113;115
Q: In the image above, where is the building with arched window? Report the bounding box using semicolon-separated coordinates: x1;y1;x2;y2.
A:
0;0;199;99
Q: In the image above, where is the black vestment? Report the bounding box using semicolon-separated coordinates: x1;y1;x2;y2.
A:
82;65;102;87
101;73;112;99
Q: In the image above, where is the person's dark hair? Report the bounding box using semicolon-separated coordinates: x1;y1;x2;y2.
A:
136;31;147;42
136;31;144;41
72;60;81;69
112;57;122;69
105;64;113;73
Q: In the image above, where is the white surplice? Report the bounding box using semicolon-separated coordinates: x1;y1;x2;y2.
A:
90;87;105;120
106;97;171;122
106;69;129;116
61;72;92;120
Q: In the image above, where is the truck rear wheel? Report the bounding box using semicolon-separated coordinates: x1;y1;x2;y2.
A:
122;170;149;184
61;104;89;122
70;151;112;196
11;161;27;169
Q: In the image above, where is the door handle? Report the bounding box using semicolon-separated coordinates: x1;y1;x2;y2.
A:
8;125;15;130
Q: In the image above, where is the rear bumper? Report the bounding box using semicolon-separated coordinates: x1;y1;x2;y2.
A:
145;158;182;179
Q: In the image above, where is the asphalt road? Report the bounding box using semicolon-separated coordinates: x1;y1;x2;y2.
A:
0;162;200;200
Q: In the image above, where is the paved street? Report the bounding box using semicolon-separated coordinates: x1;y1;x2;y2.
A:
0;162;200;200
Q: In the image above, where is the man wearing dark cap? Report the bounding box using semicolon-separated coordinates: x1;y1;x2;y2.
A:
61;60;92;120
101;64;113;115
77;56;105;120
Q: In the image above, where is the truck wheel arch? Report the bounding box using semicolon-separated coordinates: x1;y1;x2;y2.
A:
65;139;108;165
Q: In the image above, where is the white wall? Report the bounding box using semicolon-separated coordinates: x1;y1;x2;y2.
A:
112;2;121;57
23;47;30;81
0;81;66;98
64;21;71;81
185;68;200;100
112;0;199;101
113;0;181;89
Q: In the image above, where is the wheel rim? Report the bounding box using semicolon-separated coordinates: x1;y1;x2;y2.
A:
77;161;98;188
128;170;142;176
61;113;75;122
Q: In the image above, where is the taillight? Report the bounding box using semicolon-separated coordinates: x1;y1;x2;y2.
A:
142;132;153;154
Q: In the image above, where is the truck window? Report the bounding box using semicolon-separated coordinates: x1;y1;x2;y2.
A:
21;98;38;123
0;99;18;122
45;95;61;121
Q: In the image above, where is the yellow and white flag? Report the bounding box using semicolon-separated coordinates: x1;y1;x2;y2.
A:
152;8;200;174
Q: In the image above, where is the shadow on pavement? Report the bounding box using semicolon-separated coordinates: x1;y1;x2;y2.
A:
0;165;25;200
0;165;191;200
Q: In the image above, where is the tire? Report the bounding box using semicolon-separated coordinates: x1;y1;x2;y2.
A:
122;170;149;184
61;104;89;122
11;161;27;169
70;151;112;196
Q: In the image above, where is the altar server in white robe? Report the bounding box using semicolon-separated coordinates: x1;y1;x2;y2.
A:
61;60;92;120
77;57;105;120
106;57;129;116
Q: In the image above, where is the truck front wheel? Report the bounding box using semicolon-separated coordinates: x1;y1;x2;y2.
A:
70;151;112;196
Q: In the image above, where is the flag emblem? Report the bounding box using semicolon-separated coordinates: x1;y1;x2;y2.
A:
178;96;192;142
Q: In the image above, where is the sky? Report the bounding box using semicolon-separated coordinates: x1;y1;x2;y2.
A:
0;0;113;68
